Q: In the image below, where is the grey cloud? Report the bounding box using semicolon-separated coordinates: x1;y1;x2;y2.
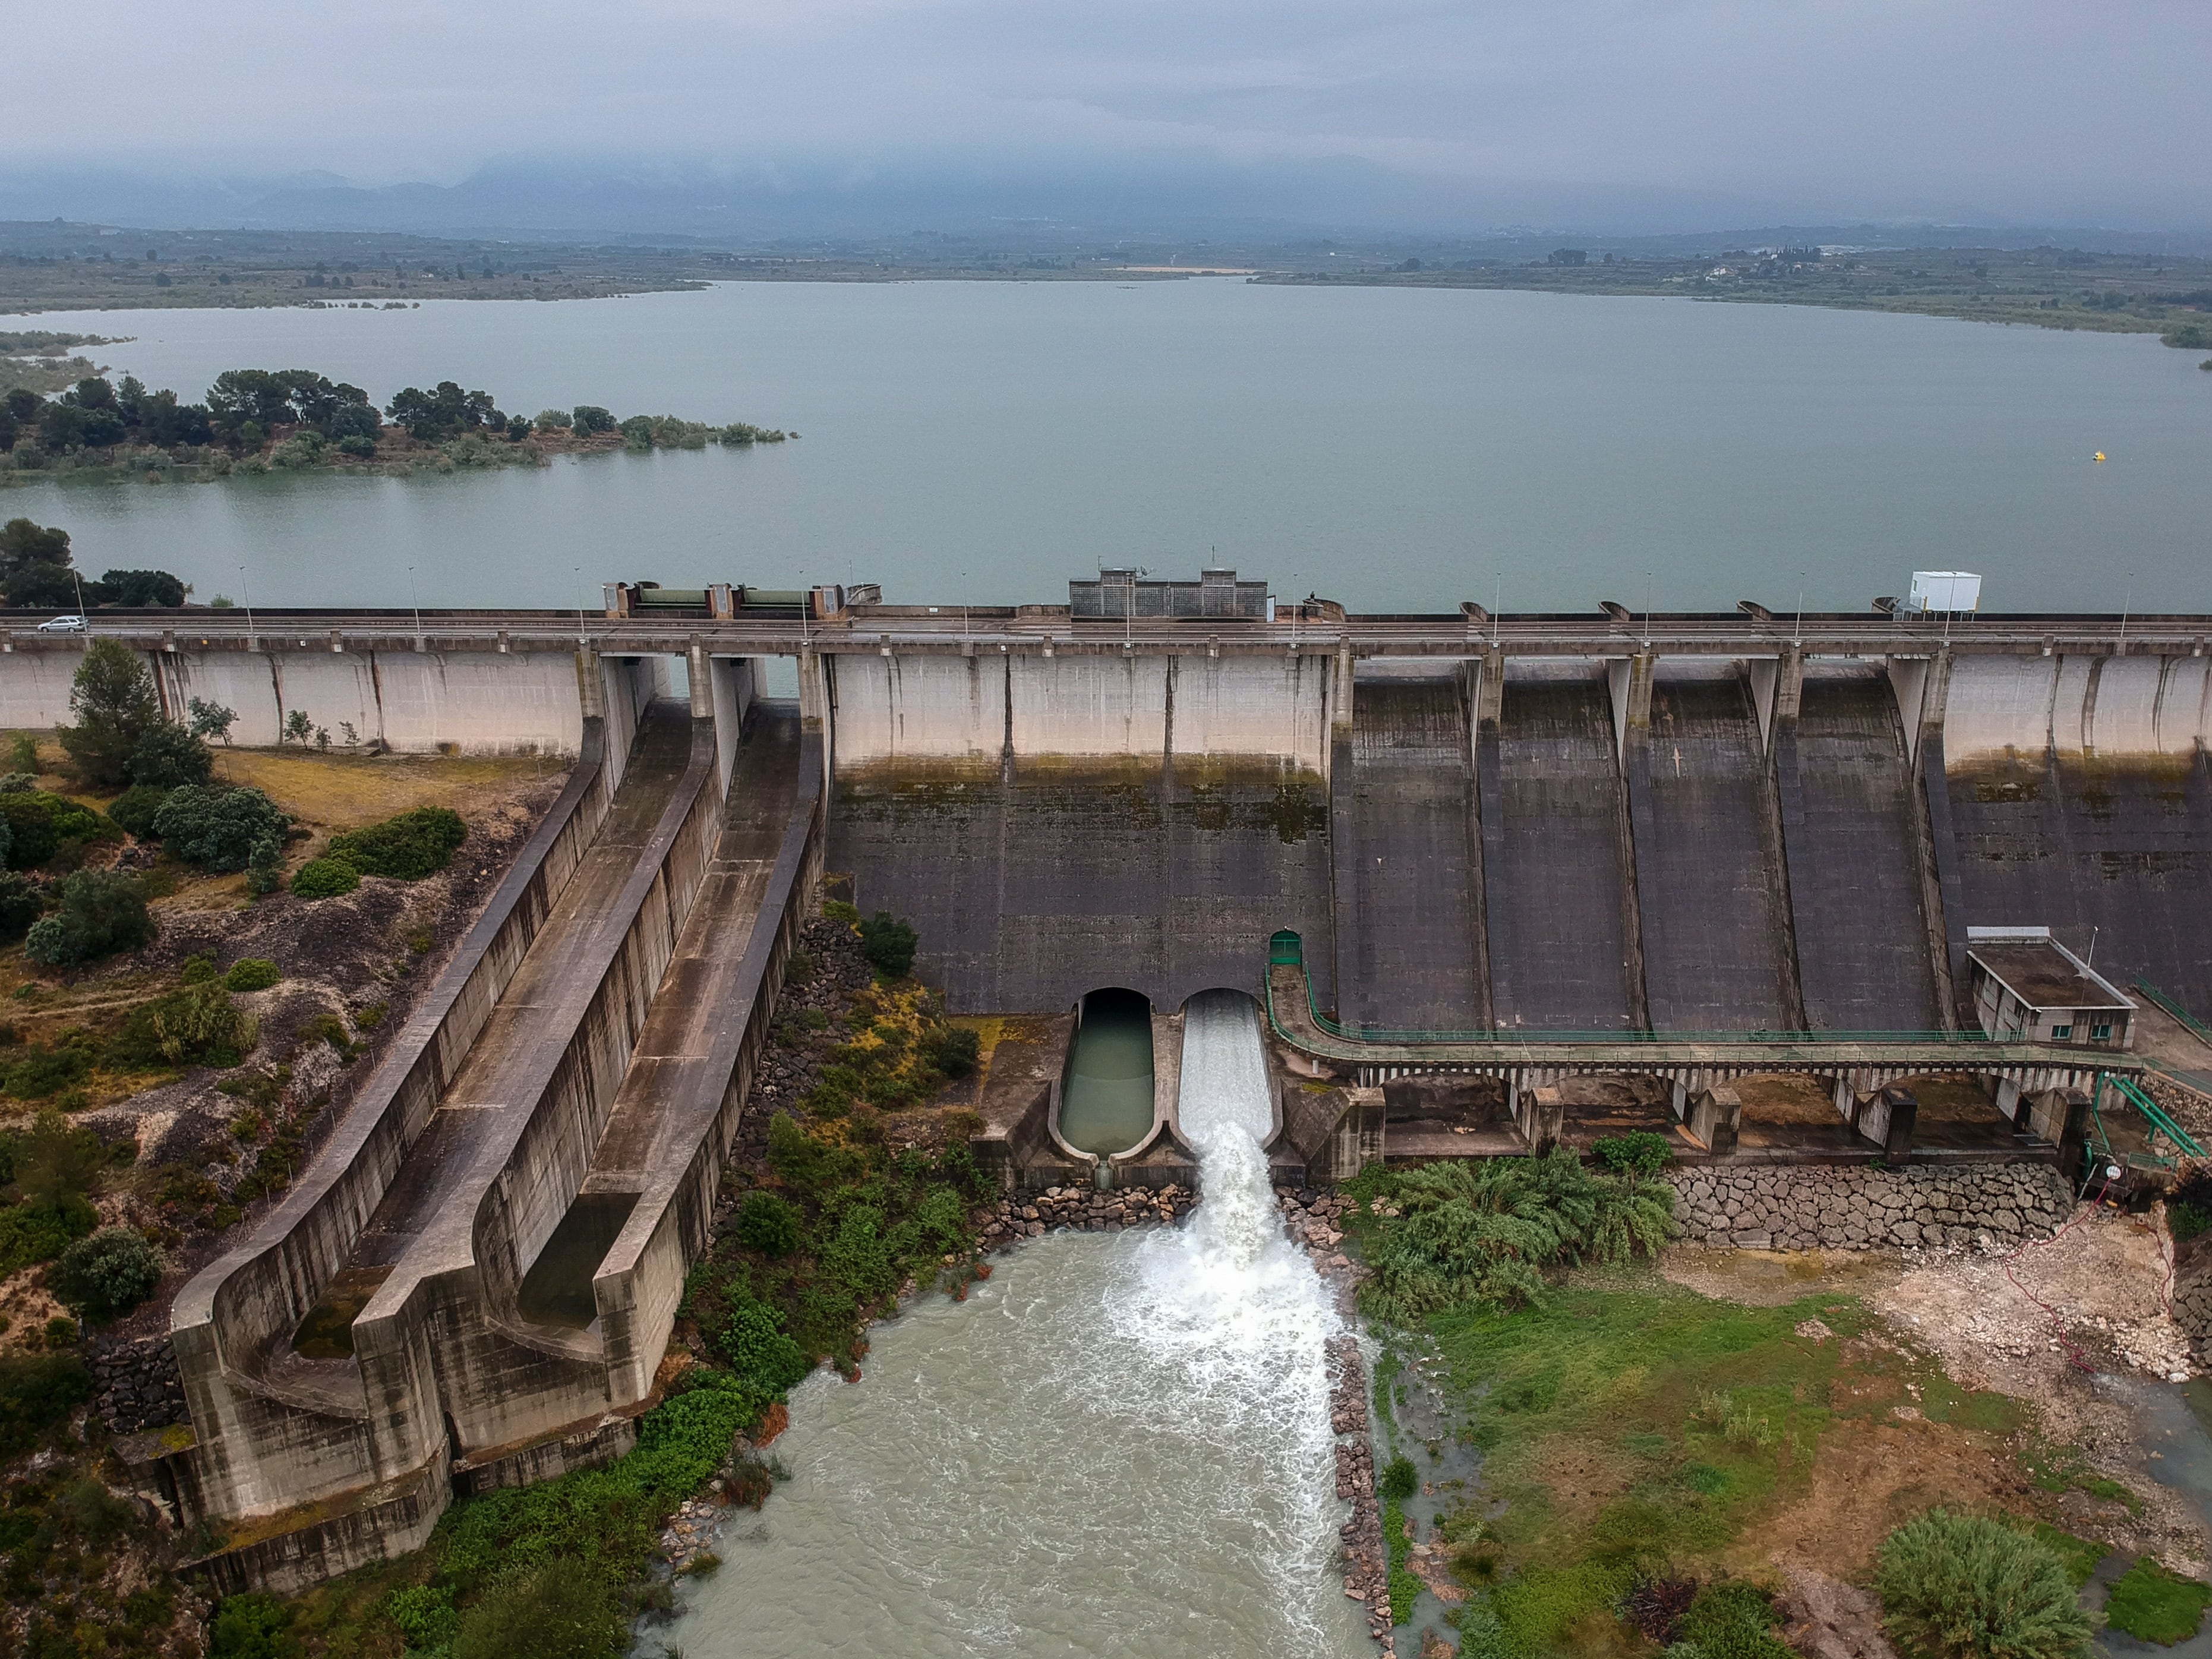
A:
4;0;2207;228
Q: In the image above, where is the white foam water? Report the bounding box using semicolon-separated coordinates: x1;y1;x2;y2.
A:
661;989;1363;1658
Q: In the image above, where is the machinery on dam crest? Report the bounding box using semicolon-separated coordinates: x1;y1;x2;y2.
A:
6;571;2208;1591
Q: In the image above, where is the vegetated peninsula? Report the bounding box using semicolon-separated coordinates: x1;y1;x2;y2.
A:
1257;244;2212;354
1;367;791;487
0;334;128;400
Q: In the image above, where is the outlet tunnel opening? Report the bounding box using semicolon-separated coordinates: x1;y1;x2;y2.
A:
1057;988;1156;1158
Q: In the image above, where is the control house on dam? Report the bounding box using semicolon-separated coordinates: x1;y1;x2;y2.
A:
5;570;2208;1591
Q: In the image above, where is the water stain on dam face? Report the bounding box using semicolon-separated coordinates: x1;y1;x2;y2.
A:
830;756;1334;1015
1947;752;2212;1014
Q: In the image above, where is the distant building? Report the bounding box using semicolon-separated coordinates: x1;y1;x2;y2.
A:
1069;568;1268;620
1964;927;2135;1050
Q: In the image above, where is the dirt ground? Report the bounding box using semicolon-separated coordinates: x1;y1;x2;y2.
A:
1664;1208;2210;1578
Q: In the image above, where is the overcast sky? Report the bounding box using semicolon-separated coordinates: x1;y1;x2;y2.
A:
14;1;2211;228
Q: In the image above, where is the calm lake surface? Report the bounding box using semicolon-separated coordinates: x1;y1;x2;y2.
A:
12;280;2211;613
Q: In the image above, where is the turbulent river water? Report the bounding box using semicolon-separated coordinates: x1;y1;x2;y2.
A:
661;989;1365;1658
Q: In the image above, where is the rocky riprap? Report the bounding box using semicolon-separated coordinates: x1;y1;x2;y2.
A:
660;1493;728;1574
1327;1335;1393;1651
1277;1187;1356;1272
1669;1162;2072;1251
978;1184;1194;1244
88;1332;188;1434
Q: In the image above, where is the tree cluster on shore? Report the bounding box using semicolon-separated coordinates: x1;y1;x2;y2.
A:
0;367;790;484
0;517;185;610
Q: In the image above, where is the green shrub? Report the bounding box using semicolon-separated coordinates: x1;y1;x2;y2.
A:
1359;1147;1676;1323
223;957;281;992
58;639;162;787
717;1291;811;1393
12;1109;104;1210
1679;1581;1794;1659
1591;1130;1675;1178
108;980;254;1068
921;1023;981;1078
0;871;41;942
0;1351;93;1456
857;910;917;978
150;784;288;872
381;1584;459;1649
245;833;285;897
1380;1454;1418;1503
0;1197;93;1277
0;790;109;869
326;805;465;879
58;1475;134;1541
49;1226;162;1321
822;899;860;925
450;1561;623;1659
126;722;213;788
289;856;359;898
1875;1509;2094;1659
25;869;153;966
106;783;171;839
4;1039;91;1097
736;1190;802;1257
570;404;615;435
2106;1557;2212;1645
207;1591;294;1659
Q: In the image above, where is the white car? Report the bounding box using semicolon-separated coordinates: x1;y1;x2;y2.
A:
36;615;87;633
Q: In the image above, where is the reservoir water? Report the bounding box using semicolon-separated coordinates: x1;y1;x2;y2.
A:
11;279;2211;614
661;989;1362;1658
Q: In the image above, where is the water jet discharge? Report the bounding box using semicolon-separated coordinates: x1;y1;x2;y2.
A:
664;990;1367;1658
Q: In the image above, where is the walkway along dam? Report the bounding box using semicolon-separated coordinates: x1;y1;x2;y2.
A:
5;582;2208;1589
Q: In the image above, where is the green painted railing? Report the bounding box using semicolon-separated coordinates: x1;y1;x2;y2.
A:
2108;1071;2205;1159
2134;978;2212;1049
1269;941;1992;1049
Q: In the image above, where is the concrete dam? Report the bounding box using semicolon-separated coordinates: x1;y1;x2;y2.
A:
4;581;2205;1590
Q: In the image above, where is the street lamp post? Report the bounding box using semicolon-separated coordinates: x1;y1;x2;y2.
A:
408;566;424;650
238;564;257;648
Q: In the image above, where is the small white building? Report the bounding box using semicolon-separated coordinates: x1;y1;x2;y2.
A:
1964;927;2135;1050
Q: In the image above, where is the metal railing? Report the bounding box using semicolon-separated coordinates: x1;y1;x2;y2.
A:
2134;978;2212;1049
2107;1071;2205;1160
1275;955;1990;1049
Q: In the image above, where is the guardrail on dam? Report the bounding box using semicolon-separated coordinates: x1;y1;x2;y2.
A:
3;594;2207;1589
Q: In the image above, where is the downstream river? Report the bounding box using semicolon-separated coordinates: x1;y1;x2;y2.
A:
12;279;2211;613
661;991;1365;1658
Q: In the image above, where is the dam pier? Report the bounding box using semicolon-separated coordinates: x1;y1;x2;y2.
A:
7;573;2209;1590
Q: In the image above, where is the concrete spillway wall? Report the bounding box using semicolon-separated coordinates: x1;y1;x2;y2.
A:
829;650;1332;774
1627;671;1800;1031
1779;670;1942;1030
828;651;1336;1014
170;654;664;1533
1333;665;1487;1032
1937;653;2212;1015
168;668;823;1591
1479;671;1642;1032
0;642;589;756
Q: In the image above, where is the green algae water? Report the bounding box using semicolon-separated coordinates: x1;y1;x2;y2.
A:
661;991;1367;1658
15;280;2212;614
1058;989;1156;1155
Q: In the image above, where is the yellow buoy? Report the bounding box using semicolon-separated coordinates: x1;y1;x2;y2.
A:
2094;452;2107;462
